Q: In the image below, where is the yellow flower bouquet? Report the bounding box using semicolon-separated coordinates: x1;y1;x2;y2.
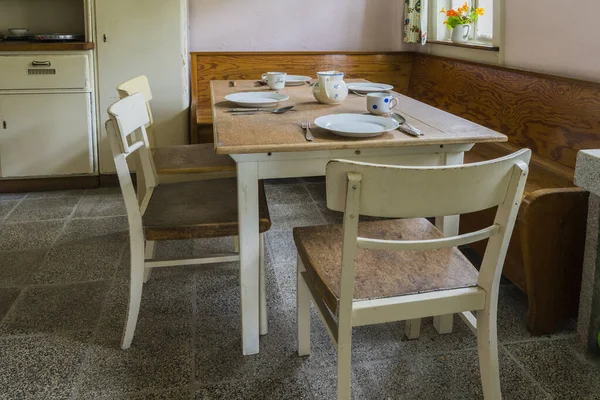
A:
441;2;484;29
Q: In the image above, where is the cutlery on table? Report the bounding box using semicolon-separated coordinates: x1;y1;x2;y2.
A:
391;112;423;137
351;90;367;97
301;120;314;141
228;106;295;114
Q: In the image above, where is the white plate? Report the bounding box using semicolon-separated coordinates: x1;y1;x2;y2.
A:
347;82;394;94
285;75;312;86
314;113;399;138
225;92;290;108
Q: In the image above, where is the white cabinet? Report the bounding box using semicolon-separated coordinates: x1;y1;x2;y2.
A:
0;93;94;178
95;0;189;174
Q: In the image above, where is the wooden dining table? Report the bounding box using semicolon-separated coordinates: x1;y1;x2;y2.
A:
210;79;507;355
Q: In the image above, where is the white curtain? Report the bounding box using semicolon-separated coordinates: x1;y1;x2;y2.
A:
404;0;428;45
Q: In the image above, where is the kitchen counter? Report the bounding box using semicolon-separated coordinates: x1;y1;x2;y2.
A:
0;42;95;52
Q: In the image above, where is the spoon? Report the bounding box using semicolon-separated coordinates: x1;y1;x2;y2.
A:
351;91;367;97
228;105;295;114
391;112;423;137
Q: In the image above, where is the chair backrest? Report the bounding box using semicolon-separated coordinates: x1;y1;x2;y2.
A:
326;149;531;310
117;75;156;147
106;93;158;228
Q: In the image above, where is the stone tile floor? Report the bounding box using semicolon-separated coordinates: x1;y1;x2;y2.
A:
0;179;598;399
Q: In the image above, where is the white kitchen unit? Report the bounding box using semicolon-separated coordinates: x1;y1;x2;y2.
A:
0;52;96;178
93;0;189;174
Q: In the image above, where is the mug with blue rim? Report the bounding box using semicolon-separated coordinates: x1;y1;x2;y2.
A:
367;93;398;115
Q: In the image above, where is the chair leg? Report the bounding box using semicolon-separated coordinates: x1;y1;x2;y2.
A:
405;318;422;339
434;314;454;334
143;240;156;283
477;307;501;399
122;236;145;350
297;255;311;356
259;233;268;336
336;326;353;400
234;235;240;253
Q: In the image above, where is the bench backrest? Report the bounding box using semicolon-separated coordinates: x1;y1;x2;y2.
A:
191;51;414;128
408;54;600;170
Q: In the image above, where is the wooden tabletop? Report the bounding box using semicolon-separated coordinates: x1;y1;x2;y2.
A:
211;80;506;155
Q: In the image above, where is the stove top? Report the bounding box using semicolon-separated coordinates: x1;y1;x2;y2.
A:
1;33;85;42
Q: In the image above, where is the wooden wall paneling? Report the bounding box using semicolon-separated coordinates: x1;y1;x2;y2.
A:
409;54;600;170
191;52;415;142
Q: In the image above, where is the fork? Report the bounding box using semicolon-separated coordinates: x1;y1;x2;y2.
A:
301;120;314;141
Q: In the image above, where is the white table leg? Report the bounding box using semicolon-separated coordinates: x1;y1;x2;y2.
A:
433;151;465;335
237;162;261;355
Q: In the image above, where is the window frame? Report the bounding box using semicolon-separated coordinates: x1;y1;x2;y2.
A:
425;0;504;64
429;0;502;47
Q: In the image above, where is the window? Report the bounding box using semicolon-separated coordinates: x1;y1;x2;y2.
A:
431;0;495;45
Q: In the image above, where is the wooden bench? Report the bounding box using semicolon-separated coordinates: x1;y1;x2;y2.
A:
189;51;597;335
190;52;414;143
408;53;598;334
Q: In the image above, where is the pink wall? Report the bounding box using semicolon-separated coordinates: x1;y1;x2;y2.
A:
189;0;407;51
504;0;600;82
189;0;600;82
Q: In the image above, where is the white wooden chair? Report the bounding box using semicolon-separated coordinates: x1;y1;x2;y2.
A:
117;75;236;184
294;150;531;399
107;93;271;349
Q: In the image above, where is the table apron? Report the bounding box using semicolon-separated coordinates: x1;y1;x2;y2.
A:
230;144;474;180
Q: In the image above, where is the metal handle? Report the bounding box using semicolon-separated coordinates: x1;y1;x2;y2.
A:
2;121;6;130
32;61;51;67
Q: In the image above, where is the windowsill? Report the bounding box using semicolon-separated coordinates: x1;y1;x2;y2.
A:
427;40;499;52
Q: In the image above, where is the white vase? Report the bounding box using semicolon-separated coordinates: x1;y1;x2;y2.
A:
451;24;471;43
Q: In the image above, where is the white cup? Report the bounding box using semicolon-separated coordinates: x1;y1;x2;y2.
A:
366;93;398;115
262;72;287;90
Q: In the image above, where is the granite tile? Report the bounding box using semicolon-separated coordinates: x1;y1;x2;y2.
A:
196;259;284;317
32;239;126;284
266;230;298;266
0;200;19;220
305;367;364;400
384;315;477;357
79;316;192;399
6;197;80;222
120;388;192;400
301;176;326;183
27;189;86;199
0;249;46;287
506;338;600;399
0;192;27;201
351;349;548;400
154;236;235;260
195;311;302;383
58;216;128;244
497;284;575;343
0;287;21;321
305;182;327;203
100;272;194;331
0;220;65;251
269;203;326;230
193;376;312;400
292;308;404;371
0;331;90;400
0;280;109;335
264;178;303;185
265;183;313;205
75;188;127;217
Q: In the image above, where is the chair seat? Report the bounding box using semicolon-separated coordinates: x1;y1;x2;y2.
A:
152;144;236;175
293;218;479;315
143;178;271;240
